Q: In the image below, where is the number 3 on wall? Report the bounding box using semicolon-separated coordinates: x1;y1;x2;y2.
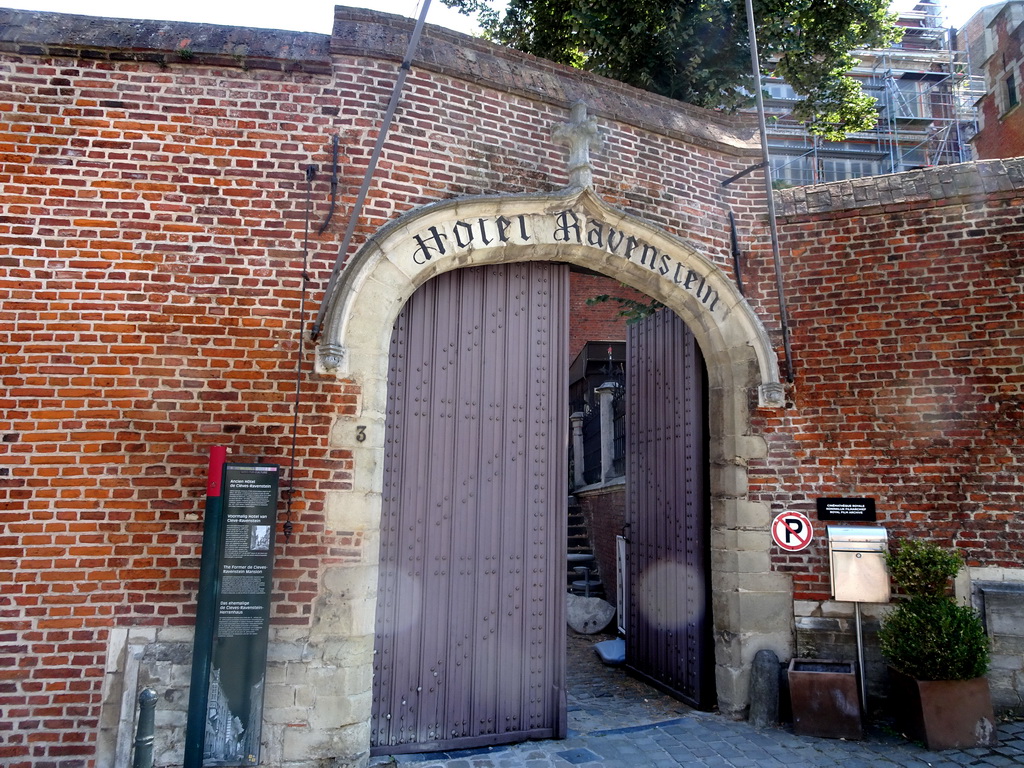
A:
355;426;367;443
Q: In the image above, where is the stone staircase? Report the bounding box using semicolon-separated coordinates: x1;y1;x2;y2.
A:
567;495;603;598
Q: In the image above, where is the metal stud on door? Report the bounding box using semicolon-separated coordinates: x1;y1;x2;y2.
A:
625;309;713;708
372;264;568;755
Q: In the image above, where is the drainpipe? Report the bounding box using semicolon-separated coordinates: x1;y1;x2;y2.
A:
316;134;339;236
727;210;745;296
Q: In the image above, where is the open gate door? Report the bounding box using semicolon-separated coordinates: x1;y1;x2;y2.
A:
372;263;568;755
624;309;713;708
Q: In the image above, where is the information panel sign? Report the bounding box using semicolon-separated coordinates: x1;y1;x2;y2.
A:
816;497;876;522
204;463;279;767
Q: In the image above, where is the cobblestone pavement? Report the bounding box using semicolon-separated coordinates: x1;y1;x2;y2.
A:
370;632;1024;767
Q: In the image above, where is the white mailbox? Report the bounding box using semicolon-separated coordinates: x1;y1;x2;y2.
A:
828;526;890;603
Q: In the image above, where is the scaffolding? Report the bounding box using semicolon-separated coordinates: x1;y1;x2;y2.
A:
764;1;985;186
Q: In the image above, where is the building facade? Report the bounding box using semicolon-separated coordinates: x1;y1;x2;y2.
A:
0;6;1022;768
970;1;1024;158
766;0;983;186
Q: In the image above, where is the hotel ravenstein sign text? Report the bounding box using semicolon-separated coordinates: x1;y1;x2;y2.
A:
406;208;721;312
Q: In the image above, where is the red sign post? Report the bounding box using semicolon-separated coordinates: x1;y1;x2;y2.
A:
185;446;228;768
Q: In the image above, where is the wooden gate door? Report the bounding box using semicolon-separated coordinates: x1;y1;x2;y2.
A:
624;309;713;708
372;263;568;755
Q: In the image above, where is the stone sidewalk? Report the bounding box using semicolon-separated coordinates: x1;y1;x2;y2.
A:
371;713;1024;767
370;632;1024;767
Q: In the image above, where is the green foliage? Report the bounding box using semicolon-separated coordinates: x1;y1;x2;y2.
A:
887;539;964;599
765;0;900;139
441;0;902;139
879;540;989;681
878;597;990;681
586;294;665;323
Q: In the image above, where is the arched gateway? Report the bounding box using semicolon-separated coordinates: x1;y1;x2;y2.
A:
311;182;791;759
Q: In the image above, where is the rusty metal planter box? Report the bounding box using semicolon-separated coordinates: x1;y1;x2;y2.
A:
788;658;862;740
888;669;997;750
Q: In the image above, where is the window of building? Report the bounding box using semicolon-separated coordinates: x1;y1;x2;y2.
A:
820;157;882;182
1006;73;1019;110
892;78;930;118
765;81;799;101
769;153;881;186
772;154;815;186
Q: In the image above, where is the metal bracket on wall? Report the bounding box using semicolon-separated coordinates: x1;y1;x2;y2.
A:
317;134;339;235
719;161;766;188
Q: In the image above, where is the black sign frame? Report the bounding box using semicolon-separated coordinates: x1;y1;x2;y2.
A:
816;497;876;522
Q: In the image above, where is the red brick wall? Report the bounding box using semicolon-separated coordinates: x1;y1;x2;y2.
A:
0;9;761;764
768;168;1024;600
577;485;625;604
568;272;651;358
0;38;364;765
1;7;1022;765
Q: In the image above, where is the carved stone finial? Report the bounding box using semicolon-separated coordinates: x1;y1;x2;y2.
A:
758;382;786;409
317;343;346;375
552;100;602;189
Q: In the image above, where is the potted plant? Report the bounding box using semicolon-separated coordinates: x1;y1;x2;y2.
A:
877;539;997;750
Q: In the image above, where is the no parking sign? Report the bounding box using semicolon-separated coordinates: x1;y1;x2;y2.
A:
772;511;814;551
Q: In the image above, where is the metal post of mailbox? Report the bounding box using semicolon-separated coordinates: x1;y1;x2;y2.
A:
827;526;890;714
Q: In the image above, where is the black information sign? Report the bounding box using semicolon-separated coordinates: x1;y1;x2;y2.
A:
816;497;876;522
205;463;279;767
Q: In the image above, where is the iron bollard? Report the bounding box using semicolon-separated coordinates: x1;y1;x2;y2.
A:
133;687;158;768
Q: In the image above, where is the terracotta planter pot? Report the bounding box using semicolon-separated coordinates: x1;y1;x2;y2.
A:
787;659;862;740
889;669;998;750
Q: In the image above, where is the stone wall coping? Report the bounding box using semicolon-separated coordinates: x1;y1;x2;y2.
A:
775;157;1024;218
0;7;332;73
331;7;760;158
0;6;761;157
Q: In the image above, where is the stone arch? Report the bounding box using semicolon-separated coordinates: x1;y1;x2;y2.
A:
318;188;781;399
310;187;792;756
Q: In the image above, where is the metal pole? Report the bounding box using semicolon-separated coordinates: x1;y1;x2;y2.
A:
310;0;433;341
183;445;228;767
744;0;795;383
133;688;157;768
855;601;868;714
282;166;317;544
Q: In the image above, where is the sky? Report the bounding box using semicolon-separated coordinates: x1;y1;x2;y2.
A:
1;0;484;34
0;0;1000;35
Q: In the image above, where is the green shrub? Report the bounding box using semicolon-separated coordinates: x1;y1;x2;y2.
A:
878;597;990;681
886;539;962;599
879;539;989;680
